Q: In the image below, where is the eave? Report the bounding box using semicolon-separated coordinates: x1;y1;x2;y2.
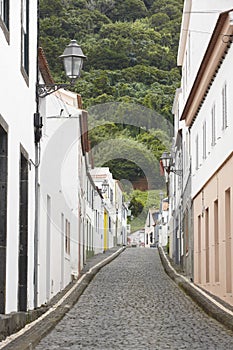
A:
38;47;55;85
181;10;233;127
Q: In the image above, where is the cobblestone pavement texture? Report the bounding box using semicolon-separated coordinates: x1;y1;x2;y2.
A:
35;248;233;350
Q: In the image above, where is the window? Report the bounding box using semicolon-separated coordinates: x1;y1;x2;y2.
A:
225;188;232;293
195;135;199;170
186;131;189;164
18;147;29;311
65;219;70;255
197;215;201;284
0;0;9;42
188;32;191;73
183;140;186;171
91;190;94;210
0;0;9;29
46;195;51;301
203;121;206;160
185;51;188;88
222;82;227;129
211;104;216;146
21;0;29;78
214;200;219;283
110;189;113;203
205;208;209;283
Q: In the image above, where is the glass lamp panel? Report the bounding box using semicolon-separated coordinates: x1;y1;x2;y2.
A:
164;157;170;168
72;57;83;78
63;56;72;78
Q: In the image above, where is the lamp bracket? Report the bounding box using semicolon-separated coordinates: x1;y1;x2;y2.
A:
37;82;74;98
169;167;183;176
171;169;183;176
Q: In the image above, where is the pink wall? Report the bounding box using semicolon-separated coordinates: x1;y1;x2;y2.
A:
194;153;233;306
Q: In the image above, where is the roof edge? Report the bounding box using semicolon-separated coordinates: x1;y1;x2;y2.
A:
180;10;233;126
38;47;55;85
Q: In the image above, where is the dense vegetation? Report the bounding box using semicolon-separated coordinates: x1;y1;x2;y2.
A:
40;0;182;119
39;0;183;231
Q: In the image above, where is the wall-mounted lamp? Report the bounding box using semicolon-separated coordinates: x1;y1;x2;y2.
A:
160;152;182;176
101;179;109;194
37;40;86;98
94;180;109;197
34;40;86;143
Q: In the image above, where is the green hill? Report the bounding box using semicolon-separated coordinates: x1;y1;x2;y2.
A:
39;0;183;230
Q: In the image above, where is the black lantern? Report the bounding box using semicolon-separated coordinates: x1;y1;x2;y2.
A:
160;152;172;171
60;40;86;81
101;179;109;194
37;40;86;98
160;152;182;176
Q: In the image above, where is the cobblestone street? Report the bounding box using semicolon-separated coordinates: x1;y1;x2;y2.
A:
35;248;233;350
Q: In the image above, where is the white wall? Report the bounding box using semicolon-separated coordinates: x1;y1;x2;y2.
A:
38;91;82;305
179;0;232;113
0;1;37;313
191;43;233;198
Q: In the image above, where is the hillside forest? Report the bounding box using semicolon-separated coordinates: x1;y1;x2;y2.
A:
39;0;183;231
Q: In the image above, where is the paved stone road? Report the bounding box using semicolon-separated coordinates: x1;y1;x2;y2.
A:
35;249;233;350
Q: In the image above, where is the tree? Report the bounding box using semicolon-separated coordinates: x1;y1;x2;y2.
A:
39;0;183;191
106;0;148;22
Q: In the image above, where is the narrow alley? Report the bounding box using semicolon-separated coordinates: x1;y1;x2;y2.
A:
34;249;233;350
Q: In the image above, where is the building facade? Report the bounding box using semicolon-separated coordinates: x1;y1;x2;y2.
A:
177;1;233;305
0;0;37;313
145;209;158;247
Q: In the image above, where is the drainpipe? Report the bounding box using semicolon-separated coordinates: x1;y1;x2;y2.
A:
33;0;40;309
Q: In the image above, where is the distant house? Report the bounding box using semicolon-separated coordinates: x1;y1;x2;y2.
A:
90;167;127;250
145;209;158;247
159;199;169;248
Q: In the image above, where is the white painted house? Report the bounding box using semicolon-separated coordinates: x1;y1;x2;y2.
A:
90;167;127;250
145;209;158;247
0;1;37;313
158;199;169;248
85;172;104;258
37;89;84;305
178;1;233;305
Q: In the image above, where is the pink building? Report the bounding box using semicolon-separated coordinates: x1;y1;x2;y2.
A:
179;6;233;306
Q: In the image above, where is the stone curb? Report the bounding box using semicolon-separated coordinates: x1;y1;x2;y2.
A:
0;247;126;350
158;247;233;332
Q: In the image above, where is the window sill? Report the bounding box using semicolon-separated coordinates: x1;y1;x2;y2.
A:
0;19;9;44
20;65;29;86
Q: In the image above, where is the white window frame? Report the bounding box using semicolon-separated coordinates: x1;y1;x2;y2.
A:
203;121;206;160
195;135;199;170
0;0;9;42
222;82;227;130
0;0;9;27
211;104;216;146
21;0;29;79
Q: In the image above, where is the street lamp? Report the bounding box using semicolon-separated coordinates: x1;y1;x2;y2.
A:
160;152;182;176
37;39;86;98
101;179;109;194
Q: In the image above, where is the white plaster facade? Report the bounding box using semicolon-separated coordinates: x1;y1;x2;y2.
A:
85;172;104;258
178;0;233;113
177;1;233;305
144;209;158;247
0;1;37;313
158;199;169;248
37;88;84;305
90;167;127;250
